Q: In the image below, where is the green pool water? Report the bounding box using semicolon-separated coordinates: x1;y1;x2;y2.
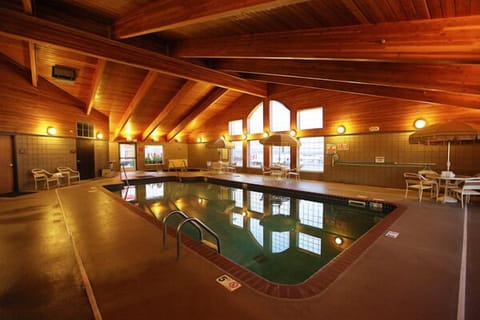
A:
114;181;391;284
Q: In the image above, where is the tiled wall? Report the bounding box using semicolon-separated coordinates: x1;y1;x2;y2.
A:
318;132;480;188
15;135;109;191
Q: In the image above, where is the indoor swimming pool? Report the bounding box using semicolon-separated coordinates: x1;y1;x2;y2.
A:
108;178;397;286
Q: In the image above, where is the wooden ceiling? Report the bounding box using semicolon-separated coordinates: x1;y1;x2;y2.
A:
0;0;479;142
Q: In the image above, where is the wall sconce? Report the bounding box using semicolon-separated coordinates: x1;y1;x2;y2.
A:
334;236;344;245
197;137;203;143
414;118;427;129
47;126;57;135
96;132;103;140
289;129;297;137
336;125;346;134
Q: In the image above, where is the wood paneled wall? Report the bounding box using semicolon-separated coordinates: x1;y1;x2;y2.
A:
0;59;109;138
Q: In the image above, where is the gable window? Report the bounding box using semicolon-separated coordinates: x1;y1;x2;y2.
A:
297;107;323;130
228;119;243;136
247;103;263;134
76;121;94;138
269;100;290;132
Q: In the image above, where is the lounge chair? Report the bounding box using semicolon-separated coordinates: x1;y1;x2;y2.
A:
57;167;81;185
403;172;434;202
451;177;480;208
32;168;59;190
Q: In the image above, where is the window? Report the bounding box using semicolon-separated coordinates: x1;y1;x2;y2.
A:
230;212;244;228
248;190;264;213
271;146;290;166
231;141;243;167
269;100;290;132
249;218;264;247
298;233;321;255
119;143;136;170
248;140;263;168
247;103;263;134
298;137;324;172
144;145;163;165
76;121;94;138
272;232;290;253
228;119;243;136
297;107;323;130
299;199;324;228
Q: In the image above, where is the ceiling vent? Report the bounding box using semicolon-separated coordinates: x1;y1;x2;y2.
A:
52;65;76;81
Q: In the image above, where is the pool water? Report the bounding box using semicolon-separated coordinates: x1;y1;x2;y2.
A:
114;181;391;285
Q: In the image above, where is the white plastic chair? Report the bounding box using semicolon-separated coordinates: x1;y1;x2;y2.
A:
57;167;80;185
32;168;59;190
286;167;301;180
451;177;480;208
403;172;434;202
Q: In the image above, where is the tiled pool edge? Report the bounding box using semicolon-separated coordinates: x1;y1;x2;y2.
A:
178;203;405;299
103;178;406;299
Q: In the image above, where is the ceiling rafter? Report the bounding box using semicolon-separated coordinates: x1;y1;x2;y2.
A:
113;71;159;140
23;0;37;88
172;15;480;63
0;8;266;97
114;0;309;39
86;58;106;115
215;59;480;104
142;80;197;141
247;74;480;109
166;87;229;141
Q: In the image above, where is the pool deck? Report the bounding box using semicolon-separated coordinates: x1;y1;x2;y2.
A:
1;171;479;320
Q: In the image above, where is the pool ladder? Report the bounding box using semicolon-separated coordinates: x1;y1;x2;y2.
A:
162;210;221;260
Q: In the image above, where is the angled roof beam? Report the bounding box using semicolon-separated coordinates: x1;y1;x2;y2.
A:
113;71;158;140
166;87;228;141
173;15;480;63
142;80;197;141
216;59;480;96
86;59;106;115
0;8;266;97
114;0;309;39
247;74;480;109
23;0;37;88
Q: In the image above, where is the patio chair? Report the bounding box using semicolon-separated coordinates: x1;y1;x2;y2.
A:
261;165;272;176
57;167;80;185
403;172;434;202
32;168;59;190
286;167;301;180
450;177;480;208
418;169;440;200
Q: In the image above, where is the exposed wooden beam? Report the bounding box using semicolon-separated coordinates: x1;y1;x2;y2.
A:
114;0;308;39
0;8;266;97
86;59;106;115
216;59;480;95
22;0;38;88
27;41;38;88
173;15;480;63
166;87;228;141
113;71;158;140
142;80;197;141
22;0;33;14
248;74;480;109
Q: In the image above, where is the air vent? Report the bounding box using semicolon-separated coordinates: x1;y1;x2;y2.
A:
52;65;76;81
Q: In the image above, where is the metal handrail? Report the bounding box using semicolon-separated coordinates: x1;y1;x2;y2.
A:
162;210;195;248
176;217;221;260
121;163;129;186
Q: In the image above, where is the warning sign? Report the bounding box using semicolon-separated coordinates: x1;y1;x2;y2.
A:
216;275;242;292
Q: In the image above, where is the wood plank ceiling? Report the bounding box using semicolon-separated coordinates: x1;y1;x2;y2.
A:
0;0;479;142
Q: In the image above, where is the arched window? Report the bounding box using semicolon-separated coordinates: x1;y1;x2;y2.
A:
269;100;290;132
247;103;263;134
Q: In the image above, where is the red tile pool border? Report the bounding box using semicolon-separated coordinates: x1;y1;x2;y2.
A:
104;182;406;299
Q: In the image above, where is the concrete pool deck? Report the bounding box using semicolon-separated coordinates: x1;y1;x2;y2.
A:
1;171;479;319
